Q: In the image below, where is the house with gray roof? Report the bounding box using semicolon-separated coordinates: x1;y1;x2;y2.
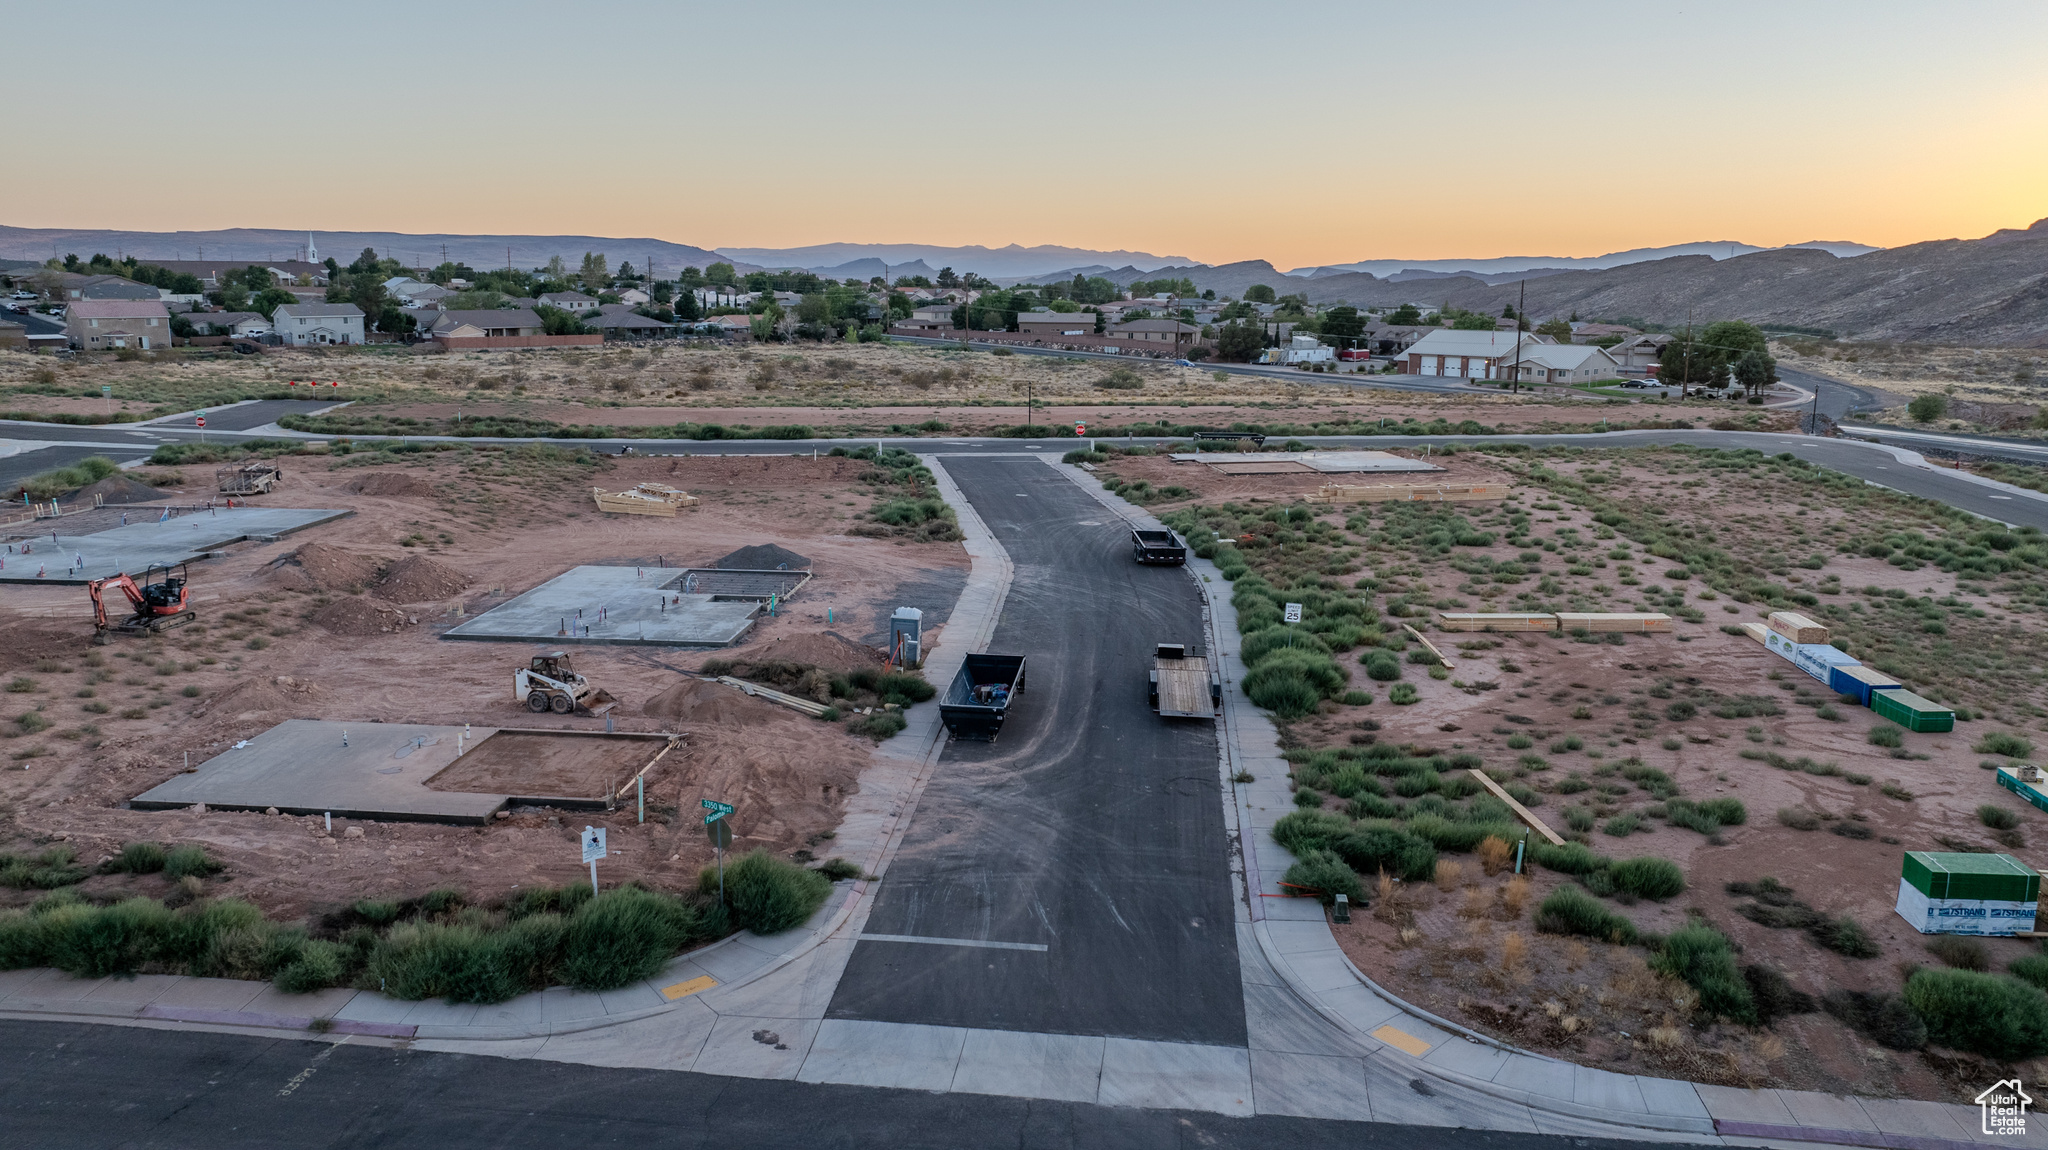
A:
271;302;365;346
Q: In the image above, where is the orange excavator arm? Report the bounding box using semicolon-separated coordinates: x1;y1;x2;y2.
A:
86;574;144;630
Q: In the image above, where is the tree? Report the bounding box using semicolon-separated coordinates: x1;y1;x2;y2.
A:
252;287;297;317
1385;303;1422;326
1535;318;1574;343
349;247;382;274
534;305;591;336
705;262;737;287
671;289;701;322
617;261;636;281
546;255;567;279
1244;284;1276;304
1908;393;1947;422
1214;320;1265;362
1450;313;1497;331
1322;306;1366;343
1092;309;1105;334
651;281;673;304
348;273;387;317
1733;349;1778;397
935;266;960;289
578;252;609;293
373;304;415;335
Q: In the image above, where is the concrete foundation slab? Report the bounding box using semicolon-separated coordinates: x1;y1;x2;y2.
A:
443;565;761;647
1168;451;1444;474
0;506;353;584
130;719;672;824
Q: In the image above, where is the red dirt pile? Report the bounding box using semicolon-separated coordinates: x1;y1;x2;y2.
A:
265;543;380;593
371;555;471;602
196;675;324;722
313;597;419;636
730;631;885;674
69;474;166;506
640;677;787;726
344;473;437;498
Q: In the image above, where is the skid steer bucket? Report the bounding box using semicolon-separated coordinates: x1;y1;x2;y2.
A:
581;688;620;717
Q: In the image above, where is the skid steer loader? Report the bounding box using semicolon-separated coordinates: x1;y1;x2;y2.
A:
514;652;618;716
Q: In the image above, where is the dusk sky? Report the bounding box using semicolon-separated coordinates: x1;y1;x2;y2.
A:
11;1;2047;268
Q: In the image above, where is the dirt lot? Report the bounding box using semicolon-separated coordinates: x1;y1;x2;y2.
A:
424;732;664;800
0;449;965;919
1121;443;2048;1100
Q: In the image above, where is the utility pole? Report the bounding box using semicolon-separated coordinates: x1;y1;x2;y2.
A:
1507;279;1527;392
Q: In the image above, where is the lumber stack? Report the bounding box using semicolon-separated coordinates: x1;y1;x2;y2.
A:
1768;610;1828;644
1309;482;1509;505
592;483;698;517
1436;613;1557;633
1553;612;1671;633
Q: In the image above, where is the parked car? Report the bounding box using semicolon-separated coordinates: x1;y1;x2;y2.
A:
10;290;35;301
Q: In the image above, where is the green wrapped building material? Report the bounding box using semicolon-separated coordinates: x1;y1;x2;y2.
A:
1871;687;1955;733
1901;851;2040;902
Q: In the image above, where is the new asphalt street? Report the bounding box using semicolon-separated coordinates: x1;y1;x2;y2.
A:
825;455;1245;1045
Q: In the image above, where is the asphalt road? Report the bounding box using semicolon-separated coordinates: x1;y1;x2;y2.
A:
1776;363;1897;421
148;397;345;431
0;1020;1700;1150
826;455;1246;1045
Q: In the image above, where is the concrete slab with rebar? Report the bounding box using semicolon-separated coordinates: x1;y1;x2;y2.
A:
0;506;354;584
441;565;807;647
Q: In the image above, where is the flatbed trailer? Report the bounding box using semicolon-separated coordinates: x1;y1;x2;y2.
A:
1149;643;1220;719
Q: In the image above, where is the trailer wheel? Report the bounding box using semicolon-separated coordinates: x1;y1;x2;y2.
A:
526;691;550;713
549;693;574;715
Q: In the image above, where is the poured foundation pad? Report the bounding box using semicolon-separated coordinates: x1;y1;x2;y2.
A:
442;565;761;647
0;506;355;584
130;719;674;824
1166;451;1444;474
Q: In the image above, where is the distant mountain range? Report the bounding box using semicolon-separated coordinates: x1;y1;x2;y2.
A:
0;226;738;277
714;242;1191;279
1284;240;1879;279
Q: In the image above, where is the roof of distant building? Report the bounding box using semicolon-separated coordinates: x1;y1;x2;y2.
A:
66;299;170;320
273;302;365;320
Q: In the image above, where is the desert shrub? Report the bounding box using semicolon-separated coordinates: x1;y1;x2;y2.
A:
1530;841;1605;875
560;886;702;990
272;939;348;995
1824;989;1926;1050
162;845;222;879
1981;805;2023;831
1241;627;1330;666
353;899;401;926
1603;812;1643;837
1777;807;1820;831
1744;964;1818;1023
1976;732;2036;759
1361;650;1402;682
1609;857;1685;900
101;842;169;875
366;922;498;1001
816;858;862;882
1829;820;1874;840
1653;920;1756;1023
1404;815;1518;853
1388;683;1420;705
1867;725;1904;748
1534;886;1637;943
1927;934;1990;971
1243;649;1347;718
1283;849;1363;905
847;710;908;740
2010;953;2048;991
1272;809;1353;856
1664;797;1744;834
1810;916;1882;958
0;846;89;890
43;897;177;979
1903;968;2048;1058
1294;787;1324;809
1333;826;1437;882
710;850;830;936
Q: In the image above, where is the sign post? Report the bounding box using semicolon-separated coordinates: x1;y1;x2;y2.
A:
702;799;735;904
101;385;111;415
581;825;607;895
195;411;206;443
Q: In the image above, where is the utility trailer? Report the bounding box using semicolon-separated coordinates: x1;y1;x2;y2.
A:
939;653;1026;741
216;462;281;495
1131;528;1188;565
1149;643;1220;719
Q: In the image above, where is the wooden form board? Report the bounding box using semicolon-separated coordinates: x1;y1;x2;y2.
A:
1740;622;1772;644
1154;655;1217;718
1309;482;1509;505
592;483;698;517
1467;769;1566;846
1401;625;1454;670
1553;612;1671;633
1436;613;1555;633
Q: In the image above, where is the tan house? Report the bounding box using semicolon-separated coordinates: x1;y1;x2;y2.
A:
65;299;172;350
1504;343;1623;385
1017;312;1096;337
427;309;546;339
898;305;955;331
1109;319;1200;344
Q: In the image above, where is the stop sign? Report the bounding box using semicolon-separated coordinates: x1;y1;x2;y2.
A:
195;416;205;428
1075;421;1086;436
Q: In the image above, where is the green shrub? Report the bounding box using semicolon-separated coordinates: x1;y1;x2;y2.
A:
1609;857;1685;900
1604;813;1643;837
162;844;222;879
1810;916;1882;959
1530;841;1605;875
848;710;908;740
1664;797;1744;834
1272;809;1354;856
1903;968;2048;1058
106;842;168;875
1283;849;1363;905
1361;650;1402;682
272;939;348;995
44;897;177;979
1653;920;1756;1023
1293;787;1324;809
1388;683;1419;705
1535;886;1637;943
1824;989;1926;1050
1333;826;1437;881
1927;934;1990;971
2010;953;2048;991
1241;627;1330;666
1976;732;2035;759
710;850;830;935
560;887;702;990
1981;805;2023;831
1243;649;1347;718
0;846;88;890
1338;690;1373;706
1403;815;1518;853
1867;725;1904;749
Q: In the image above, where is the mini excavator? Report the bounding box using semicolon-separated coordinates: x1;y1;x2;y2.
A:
87;563;196;640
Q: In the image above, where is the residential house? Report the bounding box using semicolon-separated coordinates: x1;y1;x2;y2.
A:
3;308;69;352
1505;343;1623;385
586;307;674;340
1360;324;1436;356
186;311;268;337
616;287;652;306
72;275;159;301
1568;322;1640;343
426;309;545;339
1401;329;1539;378
1016;312;1097;338
65;299;172;350
387;281;451;308
899;305;955;331
1109;319;1201;345
699;314;754;334
1608;333;1673;373
272;302;365;346
537;291;600;314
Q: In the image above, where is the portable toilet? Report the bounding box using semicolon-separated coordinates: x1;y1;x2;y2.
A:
1896;851;2040;935
889;607;923;666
